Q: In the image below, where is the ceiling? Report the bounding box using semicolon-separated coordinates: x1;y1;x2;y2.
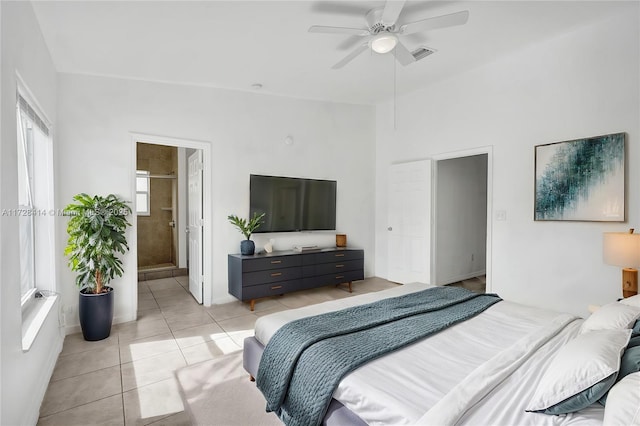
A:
31;1;634;105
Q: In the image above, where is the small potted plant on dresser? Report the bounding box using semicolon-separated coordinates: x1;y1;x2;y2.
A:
64;193;132;341
227;212;265;255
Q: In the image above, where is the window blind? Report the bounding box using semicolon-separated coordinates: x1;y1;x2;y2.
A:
17;93;49;136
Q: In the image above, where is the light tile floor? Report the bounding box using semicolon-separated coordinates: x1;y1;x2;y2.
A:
37;276;405;425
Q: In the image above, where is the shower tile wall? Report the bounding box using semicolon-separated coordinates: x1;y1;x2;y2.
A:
137;143;177;268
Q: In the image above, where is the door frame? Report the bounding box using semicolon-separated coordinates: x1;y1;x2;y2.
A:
130;132;213;306
431;146;493;292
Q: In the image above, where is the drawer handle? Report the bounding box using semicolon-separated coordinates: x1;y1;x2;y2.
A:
271;272;282;277
270;260;282;264
335;275;344;279
335;264;345;268
271;285;283;290
335;254;345;257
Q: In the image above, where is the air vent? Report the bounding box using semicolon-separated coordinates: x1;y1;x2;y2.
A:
411;47;436;61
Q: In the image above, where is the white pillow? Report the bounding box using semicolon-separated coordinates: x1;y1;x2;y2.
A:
619;293;640;309
580;302;640;334
527;329;631;413
603;372;640;426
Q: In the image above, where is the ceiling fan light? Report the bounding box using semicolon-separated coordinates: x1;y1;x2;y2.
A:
371;33;398;54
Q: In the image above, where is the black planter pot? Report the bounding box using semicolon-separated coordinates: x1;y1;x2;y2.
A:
240;240;255;255
79;286;114;341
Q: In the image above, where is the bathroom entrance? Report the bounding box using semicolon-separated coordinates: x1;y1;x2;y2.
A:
136;143;186;279
133;133;209;306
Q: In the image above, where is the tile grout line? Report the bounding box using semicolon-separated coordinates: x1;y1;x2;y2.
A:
124;279;180;424
38;394;124;423
48;358;121;384
118;331;126;425
142;277;191;421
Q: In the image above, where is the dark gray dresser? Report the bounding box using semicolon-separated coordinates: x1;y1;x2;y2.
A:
228;248;364;311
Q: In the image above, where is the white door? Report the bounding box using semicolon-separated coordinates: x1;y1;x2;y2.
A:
188;150;204;304
387;160;432;284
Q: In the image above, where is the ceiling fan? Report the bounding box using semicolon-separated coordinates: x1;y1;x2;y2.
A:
309;0;469;69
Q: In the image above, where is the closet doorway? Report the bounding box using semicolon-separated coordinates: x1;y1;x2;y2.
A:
431;147;492;291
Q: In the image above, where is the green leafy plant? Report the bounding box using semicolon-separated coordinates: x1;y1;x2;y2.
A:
64;193;132;294
227;212;265;240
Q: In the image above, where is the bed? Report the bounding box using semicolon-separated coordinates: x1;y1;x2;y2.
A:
242;282;640;426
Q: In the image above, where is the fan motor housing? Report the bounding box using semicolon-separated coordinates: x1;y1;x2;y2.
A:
366;7;395;33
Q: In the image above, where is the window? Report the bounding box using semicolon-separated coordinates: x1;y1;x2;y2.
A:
136;170;150;215
16;91;55;306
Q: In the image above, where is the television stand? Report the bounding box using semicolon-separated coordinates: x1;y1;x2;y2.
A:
228;247;364;311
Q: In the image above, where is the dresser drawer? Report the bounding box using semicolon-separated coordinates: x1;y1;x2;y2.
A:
241;280;301;300
313;250;363;264
242;267;302;286
314;259;363;276
242;255;302;272
304;269;364;288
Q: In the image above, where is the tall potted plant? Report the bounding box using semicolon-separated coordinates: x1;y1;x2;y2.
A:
228;212;265;255
64;193;132;341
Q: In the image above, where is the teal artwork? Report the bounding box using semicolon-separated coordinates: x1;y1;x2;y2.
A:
535;133;625;221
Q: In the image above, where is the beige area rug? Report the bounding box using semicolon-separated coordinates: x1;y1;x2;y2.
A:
176;351;282;426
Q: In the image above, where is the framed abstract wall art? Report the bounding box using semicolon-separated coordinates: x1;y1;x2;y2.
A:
534;132;625;221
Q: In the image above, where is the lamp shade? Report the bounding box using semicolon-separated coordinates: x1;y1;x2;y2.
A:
603;232;640;267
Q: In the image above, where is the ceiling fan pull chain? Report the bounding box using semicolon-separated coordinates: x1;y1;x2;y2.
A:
394;54;397;131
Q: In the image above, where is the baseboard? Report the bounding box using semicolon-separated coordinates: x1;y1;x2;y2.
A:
64;323;82;336
24;328;63;426
212;294;239;305
438;269;486;286
65;313;136;336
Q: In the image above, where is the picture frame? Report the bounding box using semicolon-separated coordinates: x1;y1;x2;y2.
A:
534;132;625;222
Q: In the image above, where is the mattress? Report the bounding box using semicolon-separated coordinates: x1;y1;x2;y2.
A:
252;283;605;425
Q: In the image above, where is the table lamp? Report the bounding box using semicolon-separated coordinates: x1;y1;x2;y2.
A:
603;229;640;298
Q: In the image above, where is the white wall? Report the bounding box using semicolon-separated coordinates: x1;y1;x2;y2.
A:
0;2;62;425
435;155;487;284
56;73;375;326
375;7;640;317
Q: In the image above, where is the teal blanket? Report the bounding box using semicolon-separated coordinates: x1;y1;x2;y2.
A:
256;286;502;426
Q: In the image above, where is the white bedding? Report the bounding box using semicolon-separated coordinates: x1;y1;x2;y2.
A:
253;283;606;426
254;282;432;346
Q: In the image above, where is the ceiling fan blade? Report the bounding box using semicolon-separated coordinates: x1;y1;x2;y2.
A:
311;2;372;17
332;43;369;69
337;35;366;51
400;10;469;35
381;0;406;26
392;41;416;66
309;25;369;36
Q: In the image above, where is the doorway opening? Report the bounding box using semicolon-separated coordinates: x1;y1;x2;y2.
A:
431;147;492;292
136;143;183;278
132;133;209;306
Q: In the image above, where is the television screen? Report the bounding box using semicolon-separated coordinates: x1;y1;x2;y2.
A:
250;175;336;233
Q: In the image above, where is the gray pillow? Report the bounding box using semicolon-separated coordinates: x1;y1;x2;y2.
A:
600;342;640;405
534;373;617;414
627;335;640;349
619;345;640;378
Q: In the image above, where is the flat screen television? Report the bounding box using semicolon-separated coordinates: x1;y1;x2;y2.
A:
250;174;336;233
